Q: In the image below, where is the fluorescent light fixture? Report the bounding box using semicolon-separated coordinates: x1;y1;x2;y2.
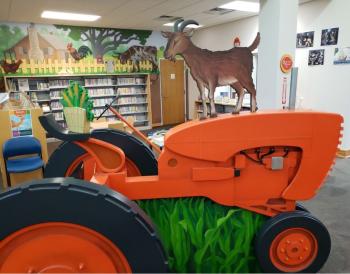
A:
219;1;259;13
163;22;202;28
41;10;101;22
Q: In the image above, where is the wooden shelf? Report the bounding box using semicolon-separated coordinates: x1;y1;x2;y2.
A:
4;74;153;131
84;85;117;88
90;94;115;98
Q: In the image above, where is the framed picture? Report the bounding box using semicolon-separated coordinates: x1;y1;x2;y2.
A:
296;31;314;48
321;28;339;46
334;47;350;64
308;49;325;66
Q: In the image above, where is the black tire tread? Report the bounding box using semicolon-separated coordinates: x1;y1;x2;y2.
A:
0;178;168;273
44;129;158;178
255;211;330;273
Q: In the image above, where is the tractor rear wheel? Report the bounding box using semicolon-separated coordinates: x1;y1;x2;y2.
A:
255;211;330;273
44;129;158;178
0;178;168;273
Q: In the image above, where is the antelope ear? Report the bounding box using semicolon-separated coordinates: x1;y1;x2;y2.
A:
161;31;172;38
184;29;195;37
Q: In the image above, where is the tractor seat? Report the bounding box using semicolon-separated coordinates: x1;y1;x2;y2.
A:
39;114;90;142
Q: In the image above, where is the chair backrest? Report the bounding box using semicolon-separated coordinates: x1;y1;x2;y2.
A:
3;136;42;159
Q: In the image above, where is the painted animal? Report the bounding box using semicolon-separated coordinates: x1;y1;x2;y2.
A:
162;19;260;119
118;46;158;72
67;43;92;61
0;59;23;74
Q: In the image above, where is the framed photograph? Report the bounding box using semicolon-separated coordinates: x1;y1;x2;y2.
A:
321;28;339;46
334;47;350;64
308;49;325;66
296;31;314;48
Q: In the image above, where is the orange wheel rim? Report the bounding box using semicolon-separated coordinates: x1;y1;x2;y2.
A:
0;222;132;273
66;153;142;179
269;228;318;272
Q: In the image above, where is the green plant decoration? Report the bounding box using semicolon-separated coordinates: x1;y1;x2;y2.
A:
138;198;266;273
60;81;94;121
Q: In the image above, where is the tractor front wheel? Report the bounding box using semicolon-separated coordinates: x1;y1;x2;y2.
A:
0;178;168;273
255;211;330;273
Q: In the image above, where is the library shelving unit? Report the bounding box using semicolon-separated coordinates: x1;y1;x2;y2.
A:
194;95;251;119
4;74;153;130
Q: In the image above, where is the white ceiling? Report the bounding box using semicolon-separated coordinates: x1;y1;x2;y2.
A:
0;0;313;31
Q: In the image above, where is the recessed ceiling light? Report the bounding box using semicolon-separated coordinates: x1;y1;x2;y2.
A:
219;1;259;13
163;22;202;28
41;10;101;22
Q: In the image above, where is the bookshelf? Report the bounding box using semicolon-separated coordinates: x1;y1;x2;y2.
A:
4;74;152;130
194;95;251;119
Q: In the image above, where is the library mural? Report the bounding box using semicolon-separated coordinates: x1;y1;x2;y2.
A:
0;22;167;75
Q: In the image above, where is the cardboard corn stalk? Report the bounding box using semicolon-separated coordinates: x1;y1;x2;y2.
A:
60;82;94;133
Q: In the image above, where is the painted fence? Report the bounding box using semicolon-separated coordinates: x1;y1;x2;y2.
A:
0;58;154;75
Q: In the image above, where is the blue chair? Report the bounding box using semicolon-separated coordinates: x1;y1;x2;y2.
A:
3;136;44;187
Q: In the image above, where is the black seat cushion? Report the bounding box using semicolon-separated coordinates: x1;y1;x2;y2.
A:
39;114;90;142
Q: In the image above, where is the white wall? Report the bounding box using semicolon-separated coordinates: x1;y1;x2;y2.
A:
188;15;258;118
295;0;350;150
188;0;350;150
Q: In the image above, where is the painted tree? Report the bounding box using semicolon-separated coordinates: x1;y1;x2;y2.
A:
55;25;152;60
0;25;25;58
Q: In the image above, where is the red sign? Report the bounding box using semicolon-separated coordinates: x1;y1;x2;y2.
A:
280;54;293;73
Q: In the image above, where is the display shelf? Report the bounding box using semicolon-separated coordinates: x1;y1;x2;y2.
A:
117;93;147;97
4;74;152;129
90;94;116;99
120;111;148;115
117;83;146;87
84;85;118;88
29;89;50;92
49;86;69;89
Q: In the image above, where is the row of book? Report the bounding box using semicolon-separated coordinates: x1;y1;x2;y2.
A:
117;87;145;95
117;97;147;104
85;78;113;86
50;90;62;98
118;105;147;114
92;108;114;117
117;77;145;85
93;98;115;107
87;88;115;97
49;79;70;87
36;82;50;90
50;101;63;110
53;112;64;120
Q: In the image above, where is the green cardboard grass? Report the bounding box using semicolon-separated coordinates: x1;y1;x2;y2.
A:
138;197;266;273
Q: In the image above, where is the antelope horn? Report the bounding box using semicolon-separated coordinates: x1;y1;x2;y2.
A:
179;20;199;32
173;19;184;32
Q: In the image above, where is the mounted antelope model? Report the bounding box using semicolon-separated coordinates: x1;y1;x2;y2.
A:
162;19;260;119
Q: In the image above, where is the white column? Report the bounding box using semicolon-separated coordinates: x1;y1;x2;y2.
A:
257;0;298;109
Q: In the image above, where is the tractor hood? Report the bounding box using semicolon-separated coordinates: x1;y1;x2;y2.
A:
164;110;343;163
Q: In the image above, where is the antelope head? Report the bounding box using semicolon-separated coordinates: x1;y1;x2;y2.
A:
161;19;199;61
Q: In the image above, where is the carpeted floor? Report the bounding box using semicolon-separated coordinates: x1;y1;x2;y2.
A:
301;158;350;272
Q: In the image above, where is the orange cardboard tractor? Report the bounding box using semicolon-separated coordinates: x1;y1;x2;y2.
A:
0;100;343;273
